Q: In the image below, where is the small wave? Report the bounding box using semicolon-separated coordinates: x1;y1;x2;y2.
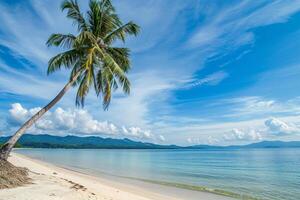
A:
131;178;261;200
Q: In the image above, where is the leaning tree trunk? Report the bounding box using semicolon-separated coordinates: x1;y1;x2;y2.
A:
0;73;80;161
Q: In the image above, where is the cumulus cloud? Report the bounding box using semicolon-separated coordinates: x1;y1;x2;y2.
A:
186;136;219;145
8;103;162;142
121;126;166;142
9;103;44;126
223;128;262;141
9;103;118;135
121;126;153;140
207;136;220;145
264;117;299;135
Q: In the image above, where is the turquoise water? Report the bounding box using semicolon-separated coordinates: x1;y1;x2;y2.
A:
16;148;300;200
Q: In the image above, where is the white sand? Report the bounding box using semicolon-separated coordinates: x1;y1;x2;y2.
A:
0;153;232;200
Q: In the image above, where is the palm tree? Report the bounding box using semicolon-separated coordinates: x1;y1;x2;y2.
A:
0;0;139;161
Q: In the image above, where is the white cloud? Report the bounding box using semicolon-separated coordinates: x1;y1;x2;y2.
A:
184;71;228;89
9;103;42;124
185;136;219;145
207;136;220;145
8;103;159;141
186;127;262;146
122;126;153;140
223;128;262;141
265;118;299;135
9;103;118;135
120;126;166;142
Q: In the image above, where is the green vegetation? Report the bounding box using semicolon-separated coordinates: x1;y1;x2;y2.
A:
0;143;22;148
0;134;178;149
1;134;300;150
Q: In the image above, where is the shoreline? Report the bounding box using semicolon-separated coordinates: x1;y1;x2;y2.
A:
0;153;234;200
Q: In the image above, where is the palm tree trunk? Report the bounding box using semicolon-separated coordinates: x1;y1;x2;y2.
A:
0;73;80;161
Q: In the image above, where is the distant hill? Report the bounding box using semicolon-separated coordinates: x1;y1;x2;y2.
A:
0;134;300;149
0;134;179;149
188;141;300;149
242;140;300;148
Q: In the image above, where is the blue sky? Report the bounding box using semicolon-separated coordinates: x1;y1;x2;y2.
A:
1;0;300;145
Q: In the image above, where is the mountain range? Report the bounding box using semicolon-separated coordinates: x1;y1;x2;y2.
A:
1;134;300;149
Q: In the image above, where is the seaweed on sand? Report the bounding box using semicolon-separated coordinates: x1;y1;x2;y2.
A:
0;159;31;189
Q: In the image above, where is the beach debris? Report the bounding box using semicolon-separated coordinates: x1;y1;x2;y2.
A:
0;160;31;189
70;182;86;191
61;178;87;192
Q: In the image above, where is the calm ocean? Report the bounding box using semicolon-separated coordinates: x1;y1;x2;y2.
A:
16;148;300;200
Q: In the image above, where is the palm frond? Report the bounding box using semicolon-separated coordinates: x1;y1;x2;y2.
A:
74;31;97;47
104;22;140;44
61;0;88;31
88;0;101;37
47;49;81;74
97;48;131;95
92;66;100;96
100;68;112;110
46;33;76;48
85;47;96;70
99;12;121;38
106;47;131;72
100;0;115;13
103;82;112;110
75;69;94;107
70;61;85;86
97;0;121;38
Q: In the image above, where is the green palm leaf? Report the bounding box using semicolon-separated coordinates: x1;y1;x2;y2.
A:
46;33;76;48
48;49;81;74
61;0;89;31
104;22;140;44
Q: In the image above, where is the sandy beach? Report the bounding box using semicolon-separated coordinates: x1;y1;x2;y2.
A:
0;153;233;200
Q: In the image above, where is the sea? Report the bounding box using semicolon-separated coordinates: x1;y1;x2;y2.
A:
15;148;300;200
